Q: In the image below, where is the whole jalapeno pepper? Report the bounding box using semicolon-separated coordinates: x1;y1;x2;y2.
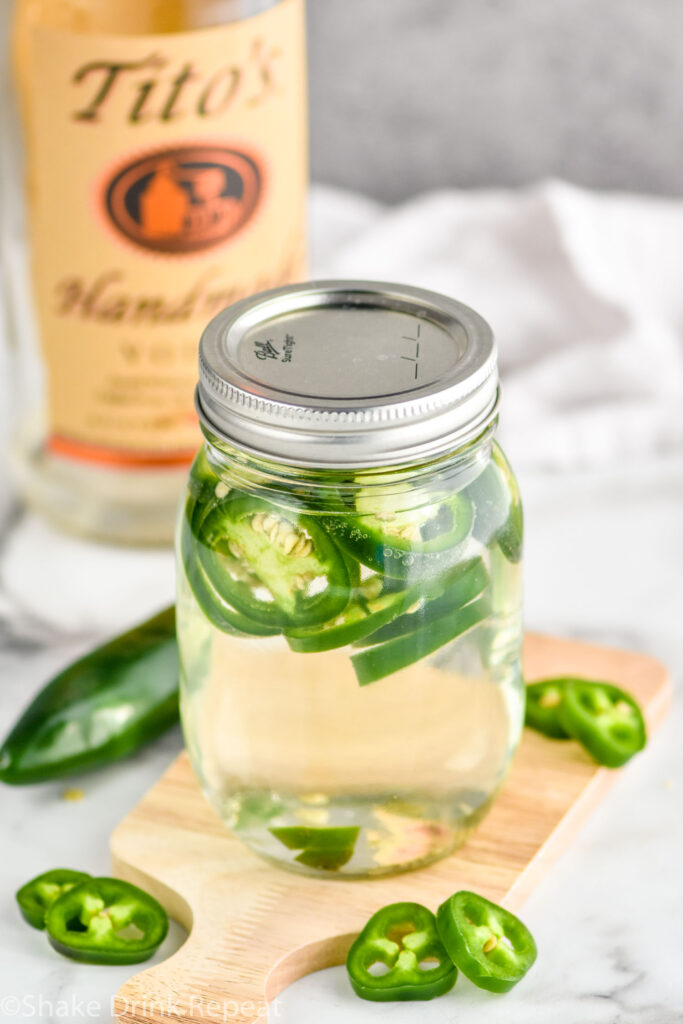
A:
45;877;168;965
347;902;458;1001
0;608;178;785
436;891;537;993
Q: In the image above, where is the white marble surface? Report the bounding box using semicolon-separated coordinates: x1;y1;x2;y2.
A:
0;456;681;1023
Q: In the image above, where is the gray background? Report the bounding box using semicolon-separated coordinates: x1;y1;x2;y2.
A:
307;0;683;201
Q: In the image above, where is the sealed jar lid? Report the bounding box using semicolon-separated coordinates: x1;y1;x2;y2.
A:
197;280;498;467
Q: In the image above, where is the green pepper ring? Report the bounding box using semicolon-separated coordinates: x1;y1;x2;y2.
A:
347;901;458;1001
436;891;537;993
330;493;474;580
181;503;280;638
359;558;489;648
286;559;486;654
525;679;572;739
197;496;352;628
45;877;169;966
351;593;491;686
558;679;647;768
16;869;92;930
467;455;523;564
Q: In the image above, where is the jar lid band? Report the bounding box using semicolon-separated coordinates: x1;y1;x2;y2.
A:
197;280;499;468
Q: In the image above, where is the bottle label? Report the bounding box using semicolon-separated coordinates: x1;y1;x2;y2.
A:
23;0;307;467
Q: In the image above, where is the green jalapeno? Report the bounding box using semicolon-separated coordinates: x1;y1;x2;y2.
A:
436;891;537;993
558;678;647;768
182;476;281;637
359;558;489;647
269;826;360;871
45;877;168;965
466;452;523;564
496;497;523;564
285;577;413;653
525;679;571;739
346;902;458;1001
330;488;473;580
187;446;221;504
16;869;91;930
351;593;491;686
195;496;351;628
180;505;280;638
286;558;487;654
0;608;178;785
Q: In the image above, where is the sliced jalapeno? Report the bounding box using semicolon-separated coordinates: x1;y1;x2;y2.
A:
497;494;523;565
558;679;647;768
466;452;523;564
270;826;360;871
16;869;91;930
351;593;491;686
347;902;458;1001
330;488;473;580
285;577;414;653
525;679;571;739
194;496;351;629
45;877;168;965
187;446;221;503
436;890;537;993
181;507;279;637
285;558;483;654
359;558;488;647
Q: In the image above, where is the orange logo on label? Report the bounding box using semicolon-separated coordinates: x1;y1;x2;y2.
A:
104;145;262;254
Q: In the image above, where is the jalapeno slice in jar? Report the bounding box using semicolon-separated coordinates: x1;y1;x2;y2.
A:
196;496;351;628
466;451;523;564
436;891;537;993
187;446;222;503
558;679;647;768
347;902;458;1001
45;877;168;965
359;558;488;647
331;487;473;580
525;679;571;739
270;826;360;871
16;869;91;930
285;577;413;653
181;503;280;637
351;593;491;686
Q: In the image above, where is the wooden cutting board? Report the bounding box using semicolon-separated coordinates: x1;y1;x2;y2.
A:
111;632;670;1023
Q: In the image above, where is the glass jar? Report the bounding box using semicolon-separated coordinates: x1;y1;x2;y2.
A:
176;281;524;877
2;0;307;544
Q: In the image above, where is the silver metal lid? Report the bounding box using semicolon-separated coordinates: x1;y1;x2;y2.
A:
197;280;499;467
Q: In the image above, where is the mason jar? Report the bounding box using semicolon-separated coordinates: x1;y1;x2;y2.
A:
176;280;524;878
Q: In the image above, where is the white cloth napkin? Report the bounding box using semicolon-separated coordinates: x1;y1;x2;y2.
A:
2;180;683;635
311;180;683;470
